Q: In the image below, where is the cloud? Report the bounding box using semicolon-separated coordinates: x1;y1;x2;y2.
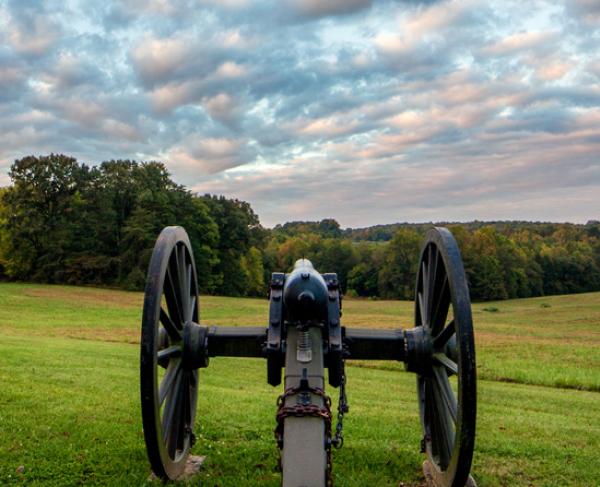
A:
586;59;600;79
534;59;574;82
118;0;180;16
165;135;257;177
479;31;559;57
149;80;203;113
130;36;196;88
4;6;61;56
214;61;247;79
38;52;105;90
217;29;253;49
202;92;242;127
100;119;141;141
372;0;484;78
566;0;600;25
197;0;251;9
1;0;599;226
0;56;28;101
282;0;373;19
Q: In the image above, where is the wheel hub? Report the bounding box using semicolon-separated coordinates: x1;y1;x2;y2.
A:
403;326;433;376
181;321;209;370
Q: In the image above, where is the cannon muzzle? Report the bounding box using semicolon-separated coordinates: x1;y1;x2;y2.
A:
283;259;329;323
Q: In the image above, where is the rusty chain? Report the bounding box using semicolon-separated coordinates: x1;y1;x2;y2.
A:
274;371;348;486
274;385;334;486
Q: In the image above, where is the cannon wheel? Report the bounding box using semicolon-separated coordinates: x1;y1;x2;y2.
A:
140;226;199;480
415;227;476;487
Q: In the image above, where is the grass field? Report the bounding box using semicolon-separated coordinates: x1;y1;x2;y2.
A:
0;283;599;486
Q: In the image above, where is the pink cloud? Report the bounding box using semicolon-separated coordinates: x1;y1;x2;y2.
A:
214;61;247;79
130;36;193;86
149;80;203;113
480;31;559;57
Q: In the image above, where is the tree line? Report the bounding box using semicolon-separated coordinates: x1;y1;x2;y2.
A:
1;154;599;302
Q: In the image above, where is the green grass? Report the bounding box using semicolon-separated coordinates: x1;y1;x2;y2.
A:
0;283;599;486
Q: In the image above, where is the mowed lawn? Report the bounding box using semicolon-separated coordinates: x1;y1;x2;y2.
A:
0;283;599;486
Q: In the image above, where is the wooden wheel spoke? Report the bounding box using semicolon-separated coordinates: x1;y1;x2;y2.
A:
433;319;455;349
426;378;450;466
164;372;187;458
433;352;458;375
183;372;192;440
164;266;184;328
430;377;455;467
159;361;181;406
169;247;182;290
418;292;427;328
185;371;197;438
433;366;458;423
175;246;190;323
183;263;192;322
177;245;186;290
161;370;183;437
166;403;182;458
426;245;438;323
160;307;181;340
423;380;435;447
172;245;182;290
189;295;197;323
430;275;450;336
176;246;189;320
157;345;182;362
190;371;197;409
421;261;430;326
180;372;190;445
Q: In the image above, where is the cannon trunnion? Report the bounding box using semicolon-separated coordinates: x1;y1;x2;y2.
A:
140;226;477;486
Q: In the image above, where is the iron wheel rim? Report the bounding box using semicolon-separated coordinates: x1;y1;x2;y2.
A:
140;226;199;480
415;227;476;487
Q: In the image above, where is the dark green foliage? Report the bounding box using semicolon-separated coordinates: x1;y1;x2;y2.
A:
274;219;342;238
0;155;219;292
347;263;377;297
2;154;92;281
377;228;421;299
1;154;599;301
116;162;220;291
200;195;265;296
310;238;357;292
273;222;600;302
263;233;357;292
347;243;382;297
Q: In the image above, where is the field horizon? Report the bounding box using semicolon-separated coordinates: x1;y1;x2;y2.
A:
1;283;599;486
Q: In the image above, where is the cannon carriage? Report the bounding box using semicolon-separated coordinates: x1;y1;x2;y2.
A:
140;226;476;486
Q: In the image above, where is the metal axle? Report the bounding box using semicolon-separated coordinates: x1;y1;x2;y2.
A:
180;322;438;375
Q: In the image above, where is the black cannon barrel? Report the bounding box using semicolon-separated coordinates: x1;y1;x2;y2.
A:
283;259;329;323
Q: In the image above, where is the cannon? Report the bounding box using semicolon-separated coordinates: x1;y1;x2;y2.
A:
140;226;476;486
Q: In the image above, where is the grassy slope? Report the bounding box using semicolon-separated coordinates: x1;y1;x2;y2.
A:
0;283;599;486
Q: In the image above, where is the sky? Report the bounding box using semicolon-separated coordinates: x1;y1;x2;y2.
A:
0;0;599;228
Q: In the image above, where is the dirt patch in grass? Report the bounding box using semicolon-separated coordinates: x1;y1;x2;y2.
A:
0;325;139;344
484;374;600;392
64;328;139;344
475;330;599;347
24;287;141;309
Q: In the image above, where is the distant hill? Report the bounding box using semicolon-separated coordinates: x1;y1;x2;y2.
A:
342;220;599;241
